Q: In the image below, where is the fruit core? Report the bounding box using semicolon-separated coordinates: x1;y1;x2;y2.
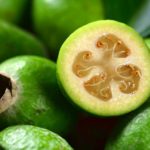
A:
72;34;141;101
0;74;12;99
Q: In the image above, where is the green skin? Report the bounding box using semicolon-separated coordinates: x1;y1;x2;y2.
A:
0;125;73;150
0;20;47;62
0;56;77;135
0;0;28;24
33;0;104;59
105;100;150;150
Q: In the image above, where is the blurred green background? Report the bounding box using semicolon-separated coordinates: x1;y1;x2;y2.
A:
103;0;150;37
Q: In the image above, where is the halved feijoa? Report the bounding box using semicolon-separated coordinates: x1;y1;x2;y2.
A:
0;125;73;150
57;20;150;116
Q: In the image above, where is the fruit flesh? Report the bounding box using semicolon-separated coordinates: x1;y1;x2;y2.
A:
0;125;73;150
73;34;141;101
57;20;150;116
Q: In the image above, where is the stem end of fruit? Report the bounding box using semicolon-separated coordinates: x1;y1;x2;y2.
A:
0;73;17;113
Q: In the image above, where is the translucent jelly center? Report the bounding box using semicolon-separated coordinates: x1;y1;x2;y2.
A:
72;34;141;101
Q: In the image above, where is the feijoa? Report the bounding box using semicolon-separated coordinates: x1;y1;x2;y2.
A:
33;0;104;59
0;20;47;62
0;56;77;135
0;125;73;150
57;20;150;116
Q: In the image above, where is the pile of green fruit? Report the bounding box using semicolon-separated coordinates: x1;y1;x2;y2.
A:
0;0;150;149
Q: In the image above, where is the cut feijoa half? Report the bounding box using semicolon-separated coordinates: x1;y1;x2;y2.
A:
57;20;150;116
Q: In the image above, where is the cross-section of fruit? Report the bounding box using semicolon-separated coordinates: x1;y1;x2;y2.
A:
57;20;150;116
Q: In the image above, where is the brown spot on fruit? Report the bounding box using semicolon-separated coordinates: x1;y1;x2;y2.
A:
0;74;12;99
0;73;17;113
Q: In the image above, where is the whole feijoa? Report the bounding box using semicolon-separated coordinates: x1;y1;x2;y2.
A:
0;56;77;135
33;0;104;59
0;125;73;150
57;20;150;116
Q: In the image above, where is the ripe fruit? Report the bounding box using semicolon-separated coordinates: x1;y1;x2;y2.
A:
57;20;150;116
33;0;104;59
0;125;73;150
0;56;76;135
0;20;47;62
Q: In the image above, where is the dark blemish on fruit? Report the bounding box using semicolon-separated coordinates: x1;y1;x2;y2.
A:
0;74;12;99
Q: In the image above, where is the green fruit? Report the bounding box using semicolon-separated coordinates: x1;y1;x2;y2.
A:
57;20;150;116
0;20;47;62
105;100;150;150
145;38;150;49
0;0;28;24
33;0;104;59
0;125;73;150
0;56;76;135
